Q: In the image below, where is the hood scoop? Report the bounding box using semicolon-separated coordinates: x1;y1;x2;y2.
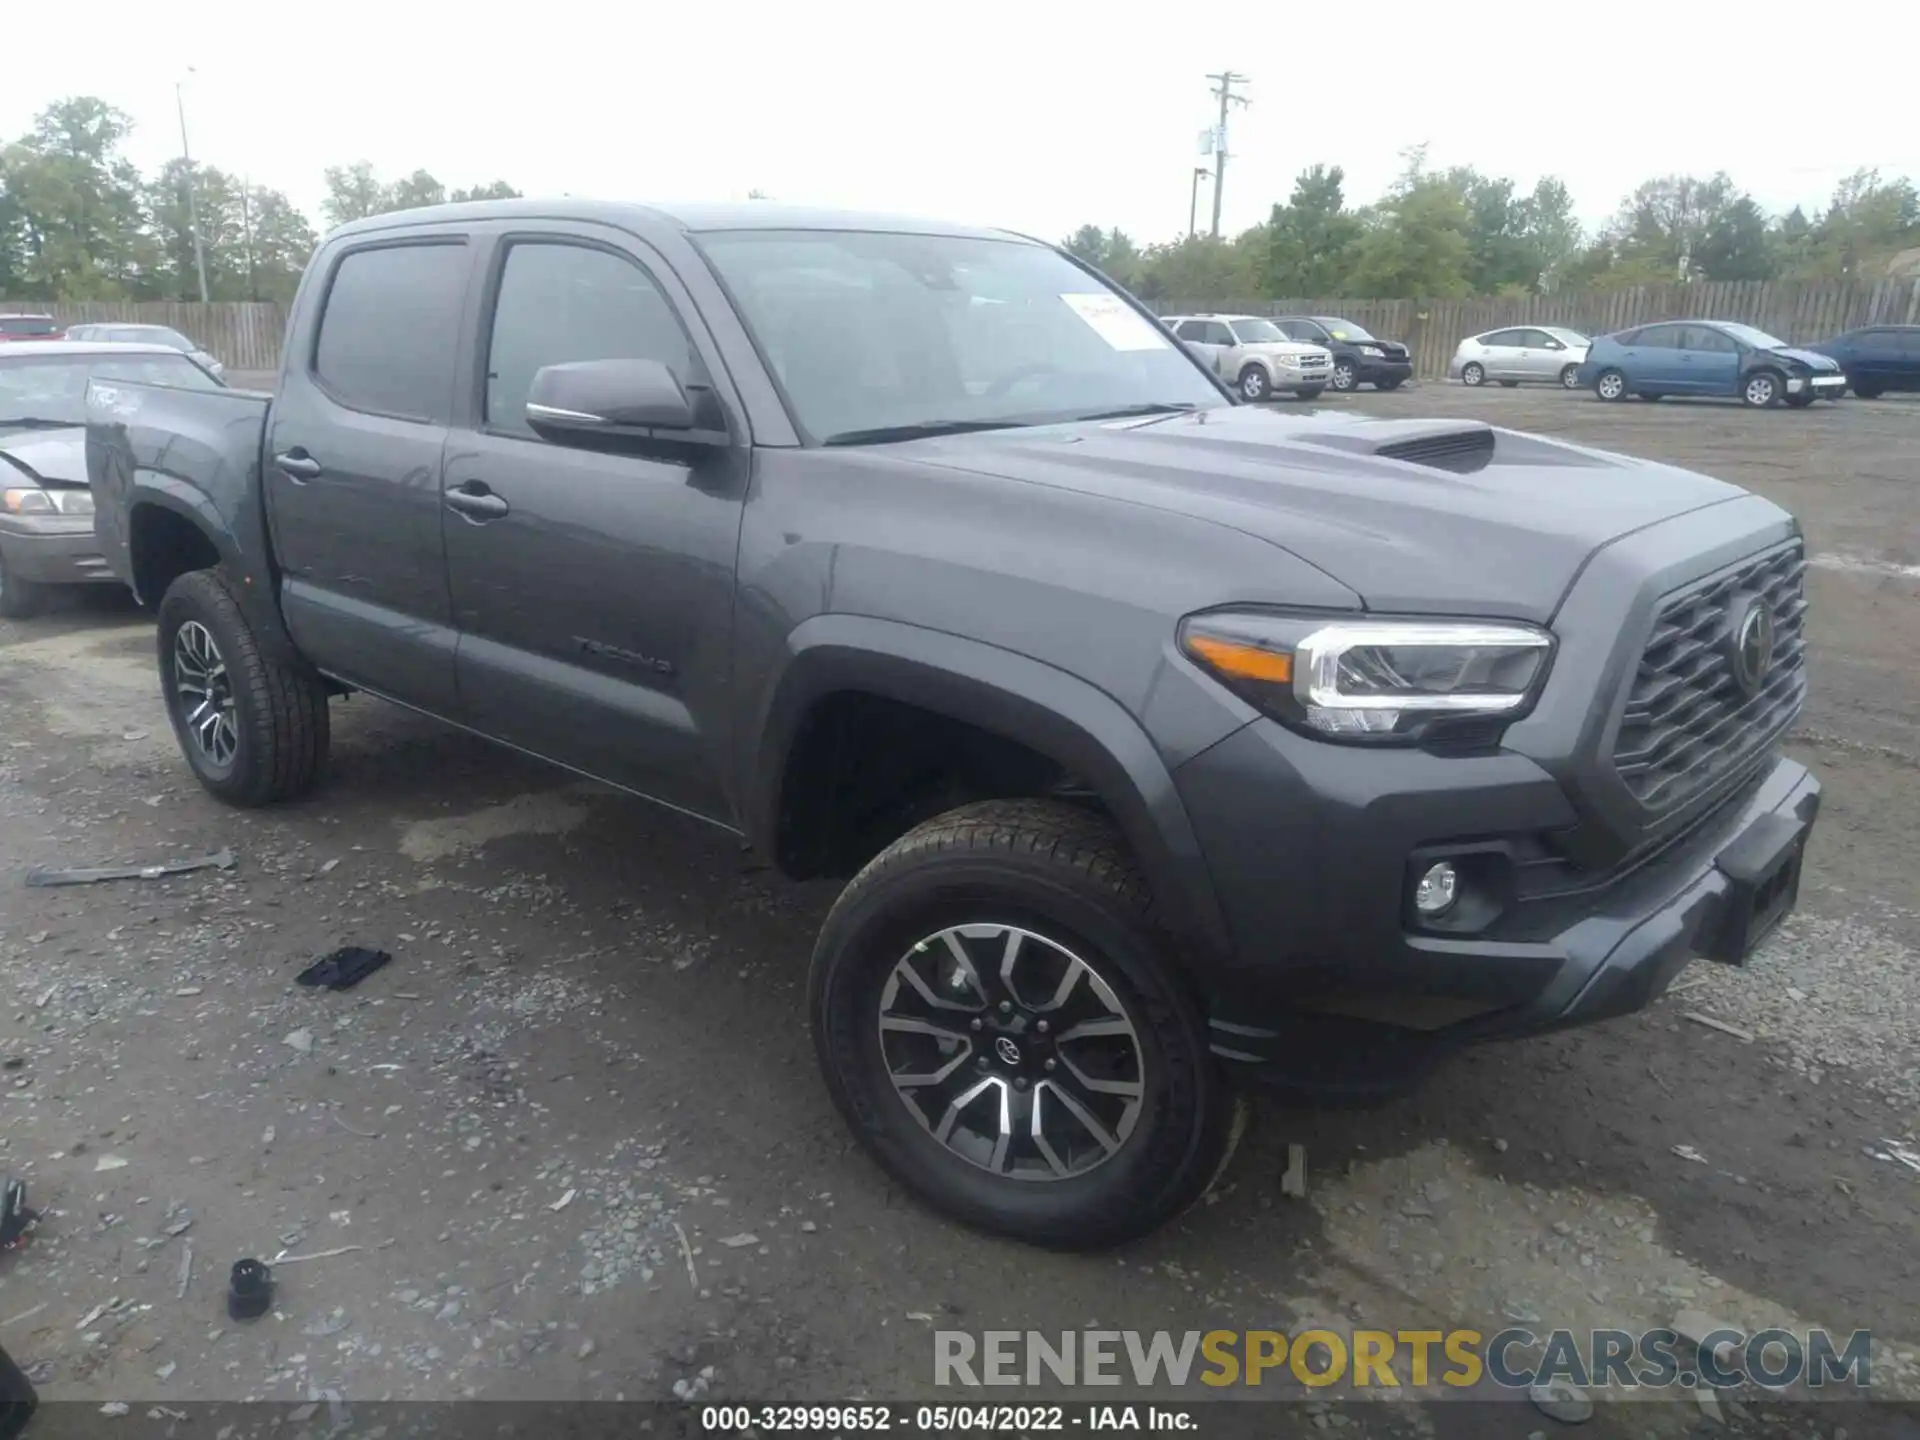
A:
1296;417;1497;475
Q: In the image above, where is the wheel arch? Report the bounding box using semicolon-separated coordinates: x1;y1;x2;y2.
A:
749;614;1232;958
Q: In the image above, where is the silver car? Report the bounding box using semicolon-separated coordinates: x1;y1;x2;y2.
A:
63;323;225;382
1164;314;1335;401
1449;326;1589;389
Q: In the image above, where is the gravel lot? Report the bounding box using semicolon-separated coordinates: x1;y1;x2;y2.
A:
1;384;1916;1436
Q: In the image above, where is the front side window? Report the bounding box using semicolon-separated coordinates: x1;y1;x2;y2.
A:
1716;322;1788;351
697;229;1223;444
1229;318;1285;344
1313;317;1376;342
313;242;468;421
485;241;696;437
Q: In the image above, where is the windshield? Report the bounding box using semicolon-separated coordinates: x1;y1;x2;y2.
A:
0;318;61;336
0;353;222;426
1229;318;1287;344
1717;323;1790;351
697;229;1224;443
1312;317;1376;343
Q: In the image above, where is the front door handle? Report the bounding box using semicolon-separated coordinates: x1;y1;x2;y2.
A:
274;449;322;482
444;481;509;522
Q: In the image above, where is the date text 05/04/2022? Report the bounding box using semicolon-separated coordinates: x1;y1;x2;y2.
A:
700;1404;1198;1432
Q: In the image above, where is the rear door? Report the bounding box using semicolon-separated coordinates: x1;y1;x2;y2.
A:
440;223;749;821
1629;324;1684;390
263;235;470;712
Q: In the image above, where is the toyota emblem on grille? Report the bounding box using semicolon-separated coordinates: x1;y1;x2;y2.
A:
1726;593;1777;699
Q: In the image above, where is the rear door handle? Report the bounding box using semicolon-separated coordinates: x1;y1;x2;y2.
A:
274;449;322;482
444;481;509;522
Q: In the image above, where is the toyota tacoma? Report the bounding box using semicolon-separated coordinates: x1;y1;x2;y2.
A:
87;200;1819;1249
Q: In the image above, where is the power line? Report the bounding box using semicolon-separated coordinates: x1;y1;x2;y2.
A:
1204;71;1250;240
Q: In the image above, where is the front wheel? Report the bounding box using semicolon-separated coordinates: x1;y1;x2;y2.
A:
1296;386;1326;401
1784;391;1816;409
809;799;1236;1250
157;568;331;807
1851;381;1883;399
1329;360;1358;392
1560;364;1582;389
1743;370;1784;408
1375;377;1404;392
0;548;52;620
1238;365;1271;402
1595;368;1628;401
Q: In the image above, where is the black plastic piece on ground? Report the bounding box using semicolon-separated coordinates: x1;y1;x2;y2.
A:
0;1342;37;1440
227;1258;273;1320
0;1181;34;1251
295;946;392;992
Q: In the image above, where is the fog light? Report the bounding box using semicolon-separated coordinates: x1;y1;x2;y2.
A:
1414;861;1458;917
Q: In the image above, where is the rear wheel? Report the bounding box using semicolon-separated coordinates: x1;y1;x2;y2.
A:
0;549;52;620
1595;369;1627;401
1560;364;1582;389
809;799;1235;1250
1461;362;1485;387
157;568;331;807
1238;365;1271;402
1742;370;1784;408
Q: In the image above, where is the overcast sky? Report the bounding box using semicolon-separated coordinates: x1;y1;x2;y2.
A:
7;1;1915;244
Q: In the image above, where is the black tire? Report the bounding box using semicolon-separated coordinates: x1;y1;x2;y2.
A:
1784;391;1815;409
1559;364;1582;389
0;549;52;620
1498;380;1519;388
156;568;330;807
809;799;1234;1250
1237;365;1270;402
1595;368;1628;402
1297;386;1326;401
1851;381;1882;399
1741;369;1784;408
1329;359;1358;392
1461;363;1485;387
1375;377;1404;392
1638;392;1664;401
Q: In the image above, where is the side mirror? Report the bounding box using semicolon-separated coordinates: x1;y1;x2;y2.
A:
525;359;724;447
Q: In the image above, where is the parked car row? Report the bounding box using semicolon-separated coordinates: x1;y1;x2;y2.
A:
1165;313;1413;397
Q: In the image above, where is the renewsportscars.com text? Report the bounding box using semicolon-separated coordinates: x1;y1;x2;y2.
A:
933;1328;1873;1391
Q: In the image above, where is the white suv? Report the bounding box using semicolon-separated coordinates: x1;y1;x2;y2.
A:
1164;314;1335;402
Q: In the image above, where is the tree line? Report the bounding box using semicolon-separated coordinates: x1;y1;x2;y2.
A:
0;96;521;305
1065;148;1920;302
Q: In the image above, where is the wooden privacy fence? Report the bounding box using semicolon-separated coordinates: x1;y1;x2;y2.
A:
0;302;287;371
8;277;1919;382
1158;278;1920;380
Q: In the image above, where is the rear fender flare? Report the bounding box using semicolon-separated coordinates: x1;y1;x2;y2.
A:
748;614;1232;959
127;478;300;666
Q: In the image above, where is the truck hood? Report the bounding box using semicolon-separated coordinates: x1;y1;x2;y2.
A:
0;424;87;487
897;404;1753;623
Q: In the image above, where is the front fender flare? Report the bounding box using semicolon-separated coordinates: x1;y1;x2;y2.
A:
748;614;1232;959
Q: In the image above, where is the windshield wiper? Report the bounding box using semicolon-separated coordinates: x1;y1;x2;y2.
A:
1069;402;1200;423
820;419;1034;447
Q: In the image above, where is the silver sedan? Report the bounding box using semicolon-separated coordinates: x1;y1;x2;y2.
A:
1449;326;1589;389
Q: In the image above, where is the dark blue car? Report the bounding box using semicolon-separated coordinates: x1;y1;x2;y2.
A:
1806;324;1920;399
1578;320;1847;408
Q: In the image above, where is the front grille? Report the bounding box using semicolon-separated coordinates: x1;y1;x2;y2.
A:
1611;542;1807;810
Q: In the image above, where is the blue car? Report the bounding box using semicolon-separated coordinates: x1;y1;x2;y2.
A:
1579;320;1847;408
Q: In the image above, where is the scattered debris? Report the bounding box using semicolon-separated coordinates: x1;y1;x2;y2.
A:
99;1403;130;1418
1528;1379;1593;1424
283;1029;315;1055
24;848;236;888
718;1233;760;1248
1693;1386;1723;1423
177;1240;193;1300
173;987;203;998
0;1179;37;1251
227;1259;273;1321
674;1221;699;1291
1280;1143;1308;1199
154;1361;176;1382
302;1309;352;1338
671;1375;710;1401
1672;1144;1710;1165
0;1302;47;1329
577;1338;597;1360
1786;986;1808;1002
1672;1309;1741;1368
548;1189;577;1213
906;1311;936;1323
93;1155;129;1173
271;1244;365;1265
262;1127;276;1146
164;1210;195;1238
1682;1011;1755;1042
799;1220;818;1234
75;1299;120;1330
295;946;393;992
1492;1138;1510;1154
329;1113;379;1139
1872;1140;1920;1174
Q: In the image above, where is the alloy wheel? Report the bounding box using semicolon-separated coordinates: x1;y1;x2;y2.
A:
1561;365;1581;389
173;620;240;769
1462;363;1484;386
876;923;1145;1181
1745;375;1777;407
1331;363;1356;391
1597;371;1626;401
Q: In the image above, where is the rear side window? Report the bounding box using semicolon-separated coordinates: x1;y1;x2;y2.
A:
483;241;696;438
1635;326;1679;350
313;242;468;421
1172;320;1206;341
1481;330;1521;347
1859;329;1903;354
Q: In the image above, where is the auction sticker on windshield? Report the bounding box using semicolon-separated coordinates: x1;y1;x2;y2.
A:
1060;293;1169;351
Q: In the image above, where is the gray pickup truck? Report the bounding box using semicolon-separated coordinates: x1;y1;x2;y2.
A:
87;199;1820;1249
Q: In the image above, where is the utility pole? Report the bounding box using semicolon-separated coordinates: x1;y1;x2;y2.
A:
239;174;258;302
1189;167;1211;237
175;71;211;304
1205;71;1250;239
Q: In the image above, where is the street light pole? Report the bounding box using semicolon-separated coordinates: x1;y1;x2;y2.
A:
175;72;211;304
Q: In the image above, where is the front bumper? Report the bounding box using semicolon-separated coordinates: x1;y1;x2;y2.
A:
1272;364;1334;393
1353;354;1413;386
0;513;119;586
1787;372;1847;397
1175;719;1821;1102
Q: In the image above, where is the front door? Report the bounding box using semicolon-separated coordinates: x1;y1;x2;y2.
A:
264;238;470;712
441;226;748;823
1678;325;1740;395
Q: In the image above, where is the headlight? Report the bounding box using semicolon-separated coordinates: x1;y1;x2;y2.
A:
1359;344;1385;357
2;487;91;515
1179;612;1553;743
